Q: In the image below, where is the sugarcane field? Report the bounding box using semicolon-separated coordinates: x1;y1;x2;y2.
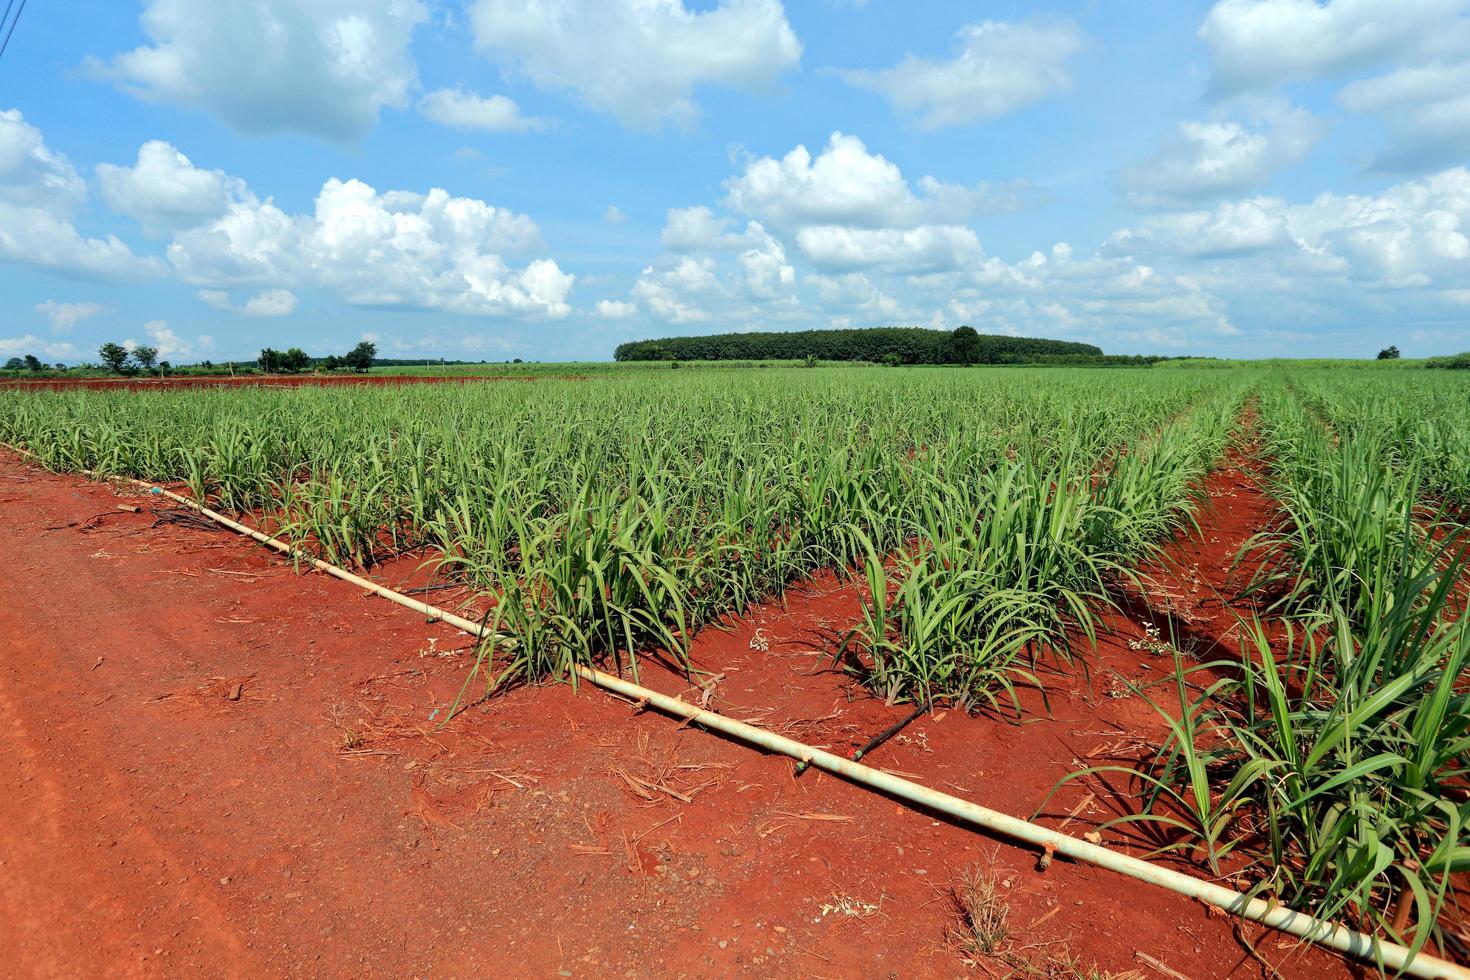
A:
5;2;1470;978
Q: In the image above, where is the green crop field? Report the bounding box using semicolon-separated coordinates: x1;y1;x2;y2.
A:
0;367;1243;699
4;363;1470;961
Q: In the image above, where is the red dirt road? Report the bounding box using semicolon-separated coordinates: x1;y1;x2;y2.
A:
0;374;582;392
0;452;1348;978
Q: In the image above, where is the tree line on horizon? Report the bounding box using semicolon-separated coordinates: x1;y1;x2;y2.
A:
76;340;380;377
2;341;527;378
3;354;67;372
613;326;1113;365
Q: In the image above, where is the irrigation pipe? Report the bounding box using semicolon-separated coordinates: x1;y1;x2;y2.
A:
4;441;1464;979
0;443;491;636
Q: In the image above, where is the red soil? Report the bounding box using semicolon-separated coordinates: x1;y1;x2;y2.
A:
0;448;1354;978
0;374;585;392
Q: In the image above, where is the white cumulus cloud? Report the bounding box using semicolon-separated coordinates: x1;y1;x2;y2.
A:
834;18;1083;129
197;289;232;311
1200;0;1466;94
632;256;719;322
1120;102;1326;208
1110;167;1470;291
169;169;573;319
1108;200;1298;258
466;0;801;129
418;88;546;133
0;109;86;210
595;299;637;319
197;288;298;317
97;140;246;235
35;300;107;333
738;233;796;299
1340;61;1470;171
0;335;83;361
93;0;427;142
662;206;770;251
723;131;1011;231
795;224;982;273
242;288;299;317
1199;1;1470;174
0;109;162;282
140;319;194;359
618;123;1470;350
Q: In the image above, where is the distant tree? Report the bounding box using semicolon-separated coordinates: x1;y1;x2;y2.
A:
282;347;310;373
23;354;43;371
54;362;66;371
258;347;283;373
343;341;376;373
3;357;22;371
947;326;983;364
512;357;523;364
132;345;159;374
1377;346;1401;360
201;360;213;369
98;342;131;374
321;354;341;371
158;360;171;375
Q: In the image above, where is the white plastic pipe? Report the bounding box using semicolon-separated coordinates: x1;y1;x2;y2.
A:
0;443;491;636
579;665;1464;978
3;440;1464;979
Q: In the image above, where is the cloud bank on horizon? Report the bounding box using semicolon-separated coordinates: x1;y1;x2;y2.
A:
2;0;1469;362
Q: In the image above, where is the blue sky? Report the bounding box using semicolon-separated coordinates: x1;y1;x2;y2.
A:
2;0;1469;363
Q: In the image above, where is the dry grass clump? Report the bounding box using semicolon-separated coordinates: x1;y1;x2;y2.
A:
948;862;1139;978
950;864;1010;960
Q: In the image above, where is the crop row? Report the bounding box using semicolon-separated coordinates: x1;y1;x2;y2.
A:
1104;375;1470;965
1290;369;1470;507
1;367;1239;706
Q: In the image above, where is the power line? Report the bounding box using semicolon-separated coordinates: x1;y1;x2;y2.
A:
0;0;30;64
0;0;17;60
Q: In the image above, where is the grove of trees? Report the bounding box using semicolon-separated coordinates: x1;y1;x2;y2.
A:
92;342;164;376
614;326;1104;365
257;347;311;373
259;342;375;373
